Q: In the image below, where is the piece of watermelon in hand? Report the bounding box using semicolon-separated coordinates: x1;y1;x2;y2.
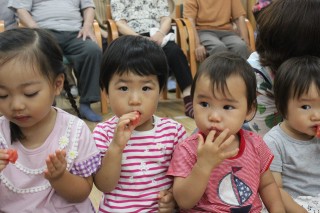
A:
7;149;18;164
131;112;141;126
316;126;320;138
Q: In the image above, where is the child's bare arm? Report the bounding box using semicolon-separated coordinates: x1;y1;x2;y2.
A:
270;172;307;213
94;112;140;192
259;169;285;213
0;149;9;172
173;129;238;209
44;150;93;203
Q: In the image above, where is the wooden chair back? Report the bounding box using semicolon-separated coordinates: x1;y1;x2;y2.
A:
176;2;256;76
0;20;5;32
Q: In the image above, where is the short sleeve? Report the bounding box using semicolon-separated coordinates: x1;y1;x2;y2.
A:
8;0;32;11
80;0;95;10
183;0;198;19
264;132;283;173
240;130;274;174
231;0;246;19
257;136;274;174
69;120;101;177
175;123;187;146
93;121;113;157
157;0;170;17
167;136;198;178
110;0;126;21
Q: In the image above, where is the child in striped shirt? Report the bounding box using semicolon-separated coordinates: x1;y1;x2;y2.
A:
93;35;187;213
167;52;285;212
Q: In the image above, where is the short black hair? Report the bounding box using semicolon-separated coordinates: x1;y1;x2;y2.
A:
274;56;320;118
191;52;257;113
100;35;168;93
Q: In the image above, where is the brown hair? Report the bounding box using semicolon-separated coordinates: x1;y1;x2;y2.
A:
256;0;320;73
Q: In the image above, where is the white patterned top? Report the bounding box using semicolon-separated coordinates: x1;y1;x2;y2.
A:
111;0;170;34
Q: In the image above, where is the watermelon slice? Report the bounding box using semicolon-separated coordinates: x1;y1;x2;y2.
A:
7;149;18;164
316;126;320;138
131;112;141;126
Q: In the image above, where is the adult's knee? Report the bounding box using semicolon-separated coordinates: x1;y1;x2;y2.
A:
84;41;102;58
231;41;249;59
207;44;228;56
164;42;182;58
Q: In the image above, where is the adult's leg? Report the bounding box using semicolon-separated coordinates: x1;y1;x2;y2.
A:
50;30;102;122
220;31;250;59
162;41;192;92
198;30;228;56
162;41;194;118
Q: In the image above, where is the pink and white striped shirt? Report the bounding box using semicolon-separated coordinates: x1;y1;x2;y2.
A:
93;115;187;213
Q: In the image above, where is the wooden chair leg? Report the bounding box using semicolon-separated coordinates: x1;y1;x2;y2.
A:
176;86;181;99
162;87;168;100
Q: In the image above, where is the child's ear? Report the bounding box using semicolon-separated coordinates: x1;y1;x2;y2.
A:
245;103;257;122
54;73;65;95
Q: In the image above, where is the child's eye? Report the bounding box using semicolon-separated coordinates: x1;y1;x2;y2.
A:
199;102;209;108
301;105;311;110
119;86;128;91
25;92;38;97
0;95;8;99
223;105;234;110
142;86;151;91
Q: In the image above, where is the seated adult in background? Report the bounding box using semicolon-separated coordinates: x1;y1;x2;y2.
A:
0;0;17;30
184;0;250;62
111;0;194;118
9;0;103;122
246;0;320;136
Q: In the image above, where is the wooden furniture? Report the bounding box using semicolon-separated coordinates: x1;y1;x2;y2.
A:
175;2;256;76
242;0;257;31
175;2;256;50
93;20;109;114
0;20;4;32
173;6;198;77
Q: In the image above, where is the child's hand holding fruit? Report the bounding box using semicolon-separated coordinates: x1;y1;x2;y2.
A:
0;149;18;172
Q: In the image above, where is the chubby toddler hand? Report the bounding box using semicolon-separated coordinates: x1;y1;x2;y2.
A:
197;129;239;171
158;188;176;213
0;149;9;172
44;150;67;181
112;111;141;150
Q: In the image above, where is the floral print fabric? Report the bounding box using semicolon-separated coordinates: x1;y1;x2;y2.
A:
111;0;170;34
247;52;282;136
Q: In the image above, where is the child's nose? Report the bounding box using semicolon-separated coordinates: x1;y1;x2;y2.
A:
311;111;320;121
11;97;25;111
208;110;221;122
128;92;141;105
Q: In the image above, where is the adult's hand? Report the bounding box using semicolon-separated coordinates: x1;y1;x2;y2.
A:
195;44;207;62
